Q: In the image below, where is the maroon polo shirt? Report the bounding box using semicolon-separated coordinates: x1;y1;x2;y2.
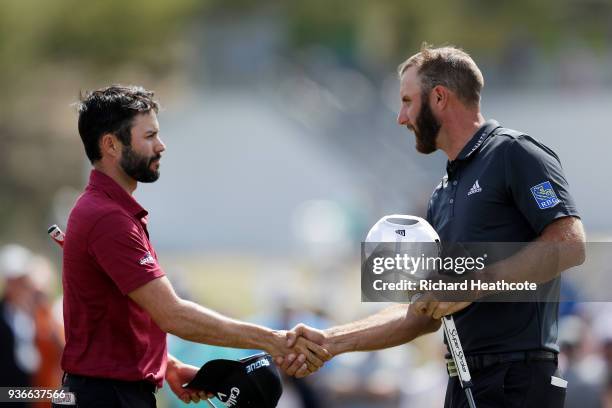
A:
61;169;167;387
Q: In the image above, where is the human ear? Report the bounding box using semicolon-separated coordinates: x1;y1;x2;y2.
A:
431;85;448;110
100;133;121;159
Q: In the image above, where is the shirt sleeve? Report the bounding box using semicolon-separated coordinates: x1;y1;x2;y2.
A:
89;211;165;295
504;135;580;235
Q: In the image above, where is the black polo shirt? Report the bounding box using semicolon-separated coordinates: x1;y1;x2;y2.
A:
426;119;579;354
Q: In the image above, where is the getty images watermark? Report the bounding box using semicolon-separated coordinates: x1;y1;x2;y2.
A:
360;242;572;303
369;251;536;292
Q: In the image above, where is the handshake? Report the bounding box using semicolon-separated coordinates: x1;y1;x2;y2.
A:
266;324;333;378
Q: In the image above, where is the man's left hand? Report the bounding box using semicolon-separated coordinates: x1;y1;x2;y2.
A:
166;358;213;404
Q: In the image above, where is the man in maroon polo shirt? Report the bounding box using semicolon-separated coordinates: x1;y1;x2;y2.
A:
60;85;330;407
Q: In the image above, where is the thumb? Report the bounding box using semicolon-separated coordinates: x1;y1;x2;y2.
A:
296;324;325;344
287;324;309;347
286;330;298;348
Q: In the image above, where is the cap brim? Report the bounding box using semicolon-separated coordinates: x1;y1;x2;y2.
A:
183;359;243;390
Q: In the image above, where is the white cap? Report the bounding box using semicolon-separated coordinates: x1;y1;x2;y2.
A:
365;214;440;243
0;244;33;279
364;214;440;259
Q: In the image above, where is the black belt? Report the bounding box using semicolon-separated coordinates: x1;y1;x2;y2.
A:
465;350;557;372
64;373;157;394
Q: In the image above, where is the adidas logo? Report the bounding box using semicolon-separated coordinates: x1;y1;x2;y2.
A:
138;252;155;265
395;229;406;236
467;180;482;196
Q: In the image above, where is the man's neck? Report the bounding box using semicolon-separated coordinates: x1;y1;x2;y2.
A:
437;111;486;161
93;162;137;195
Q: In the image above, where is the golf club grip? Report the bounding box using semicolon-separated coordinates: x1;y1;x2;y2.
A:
48;224;65;247
443;316;472;385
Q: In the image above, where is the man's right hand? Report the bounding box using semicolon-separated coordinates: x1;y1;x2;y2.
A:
265;329;332;378
275;324;335;377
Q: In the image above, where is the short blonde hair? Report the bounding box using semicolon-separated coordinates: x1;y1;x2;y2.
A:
398;43;484;106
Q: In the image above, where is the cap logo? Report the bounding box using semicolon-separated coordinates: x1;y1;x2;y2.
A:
246;357;270;373
218;387;240;407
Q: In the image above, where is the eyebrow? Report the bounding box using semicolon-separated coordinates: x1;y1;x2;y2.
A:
145;129;159;135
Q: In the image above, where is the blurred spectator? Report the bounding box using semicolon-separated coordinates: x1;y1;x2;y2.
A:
27;255;64;408
593;312;612;369
559;314;604;407
604;370;612;408
0;245;64;408
0;245;40;407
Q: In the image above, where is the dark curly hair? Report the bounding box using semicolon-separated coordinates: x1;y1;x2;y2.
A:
77;85;159;163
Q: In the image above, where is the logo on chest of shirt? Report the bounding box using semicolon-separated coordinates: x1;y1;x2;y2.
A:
138;251;155;266
530;181;560;209
395;229;406;237
467;180;482;196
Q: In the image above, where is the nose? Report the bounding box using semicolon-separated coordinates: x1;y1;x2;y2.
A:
156;137;166;153
397;108;409;126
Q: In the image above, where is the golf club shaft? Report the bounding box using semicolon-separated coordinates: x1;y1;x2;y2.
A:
465;387;476;408
442;316;476;408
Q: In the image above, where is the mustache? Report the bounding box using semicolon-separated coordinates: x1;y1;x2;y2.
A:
149;154;162;164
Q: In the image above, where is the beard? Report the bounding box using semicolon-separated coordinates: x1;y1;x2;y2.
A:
120;145;161;183
412;96;441;154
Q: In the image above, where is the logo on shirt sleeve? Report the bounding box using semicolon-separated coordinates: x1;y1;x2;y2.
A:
530;181;560;209
138;251;156;266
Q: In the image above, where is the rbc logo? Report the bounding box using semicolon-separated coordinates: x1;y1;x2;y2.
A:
530;181;560;209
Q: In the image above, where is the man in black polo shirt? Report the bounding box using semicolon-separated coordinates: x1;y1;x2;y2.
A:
279;45;586;407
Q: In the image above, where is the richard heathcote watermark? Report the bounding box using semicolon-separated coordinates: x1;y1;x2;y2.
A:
370;252;536;291
361;242;547;303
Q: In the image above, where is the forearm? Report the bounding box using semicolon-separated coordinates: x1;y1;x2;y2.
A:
326;304;440;354
482;217;586;285
130;277;286;355
481;243;560;285
165;299;278;351
166;353;182;375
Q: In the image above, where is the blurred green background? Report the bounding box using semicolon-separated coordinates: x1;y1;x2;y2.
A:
2;0;612;248
1;1;612;407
